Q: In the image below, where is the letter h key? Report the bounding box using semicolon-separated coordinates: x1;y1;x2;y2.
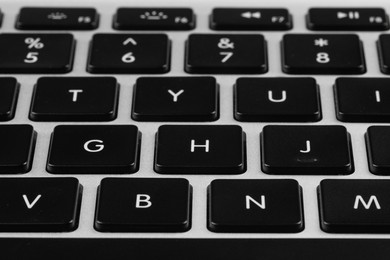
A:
155;125;246;174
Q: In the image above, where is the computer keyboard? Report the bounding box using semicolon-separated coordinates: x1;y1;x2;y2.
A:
2;0;390;258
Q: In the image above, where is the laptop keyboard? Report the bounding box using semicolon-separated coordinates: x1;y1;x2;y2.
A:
2;1;390;258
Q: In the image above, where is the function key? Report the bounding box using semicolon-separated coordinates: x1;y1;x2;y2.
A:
95;178;191;232
378;34;390;74
155;125;246;174
366;126;390;175
208;179;304;233
47;125;141;174
261;125;354;175
87;34;171;74
307;8;389;31
282;34;366;74
0;125;36;174
0;34;75;73
0;177;82;232
16;7;99;30
335;78;390;122
210;8;292;30
234;77;321;122
185;34;267;74
114;8;195;30
132;77;219;121
318;179;390;233
30;77;119;121
0;77;19;121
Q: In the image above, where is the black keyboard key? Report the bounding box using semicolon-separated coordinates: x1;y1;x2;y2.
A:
335;78;390;122
155;125;246;174
95;178;191;232
0;77;19;121
47;125;141;174
208;179;304;233
210;8;292;30
261;125;354;175
87;34;171;74
0;125;36;174
234;77;321;122
378;34;390;74
2;238;390;259
16;7;99;30
0;178;82;232
114;8;195;30
282;34;366;74
0;33;75;73
132;77;219;121
319;179;390;233
366;126;390;175
30;77;119;121
307;8;389;31
185;34;267;74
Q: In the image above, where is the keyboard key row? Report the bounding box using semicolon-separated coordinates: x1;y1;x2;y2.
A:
2;177;390;234
4;76;390;123
2;124;390;175
1;33;390;74
11;7;390;31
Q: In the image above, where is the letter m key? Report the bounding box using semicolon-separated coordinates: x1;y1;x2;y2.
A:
354;195;381;210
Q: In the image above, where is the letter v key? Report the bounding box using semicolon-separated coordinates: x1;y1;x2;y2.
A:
23;194;42;209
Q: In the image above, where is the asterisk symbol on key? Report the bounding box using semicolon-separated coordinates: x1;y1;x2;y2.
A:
314;38;329;47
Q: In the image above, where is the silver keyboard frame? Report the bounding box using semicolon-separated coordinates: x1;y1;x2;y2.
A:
1;0;390;239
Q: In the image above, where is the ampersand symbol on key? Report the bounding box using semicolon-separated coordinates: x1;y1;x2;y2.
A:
218;38;234;49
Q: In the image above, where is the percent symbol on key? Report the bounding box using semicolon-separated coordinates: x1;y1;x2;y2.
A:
24;38;44;49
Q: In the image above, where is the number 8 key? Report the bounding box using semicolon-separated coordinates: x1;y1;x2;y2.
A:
282;34;366;74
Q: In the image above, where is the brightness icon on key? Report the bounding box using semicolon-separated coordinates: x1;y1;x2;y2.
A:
314;38;329;47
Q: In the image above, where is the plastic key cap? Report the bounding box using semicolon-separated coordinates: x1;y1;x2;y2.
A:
282;34;366;74
16;7;99;30
208;179;304;233
0;33;75;73
30;77;119;121
95;178;192;232
47;125;141;174
210;8;292;30
113;8;195;30
87;34;171;74
307;8;389;31
261;125;354;175
154;125;246;174
185;34;268;74
132;77;219;121
318;179;390;233
334;78;390;122
0;177;82;232
0;77;19;121
0;125;36;174
234;77;321;122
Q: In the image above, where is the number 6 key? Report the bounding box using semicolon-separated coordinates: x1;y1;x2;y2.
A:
0;34;75;73
87;34;171;74
282;34;366;74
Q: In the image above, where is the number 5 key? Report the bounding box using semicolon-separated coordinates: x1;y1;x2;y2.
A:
0;34;75;73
